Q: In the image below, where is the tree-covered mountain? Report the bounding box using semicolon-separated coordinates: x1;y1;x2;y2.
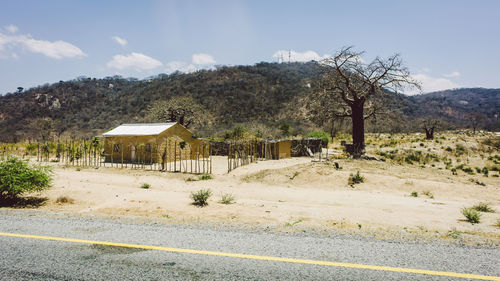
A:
406;88;499;126
0;62;498;142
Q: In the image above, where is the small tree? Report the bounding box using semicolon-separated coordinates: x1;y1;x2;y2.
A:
421;118;440;139
306;131;330;146
30;117;55;142
224;125;247;140
466;113;486;134
146;96;213;129
314;47;420;157
0;156;52;199
279;123;290;137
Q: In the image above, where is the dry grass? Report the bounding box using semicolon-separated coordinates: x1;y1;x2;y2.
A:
26;130;500;245
219;193;236;204
472;202;495;213
56;195;74;204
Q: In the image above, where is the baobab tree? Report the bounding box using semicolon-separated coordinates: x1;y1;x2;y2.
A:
420;118;440;139
316;47;420;156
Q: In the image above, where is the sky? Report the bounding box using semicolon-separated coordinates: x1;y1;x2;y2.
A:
1;0;499;95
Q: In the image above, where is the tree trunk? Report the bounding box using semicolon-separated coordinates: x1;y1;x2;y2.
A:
350;101;365;157
329;119;335;140
425;128;434;139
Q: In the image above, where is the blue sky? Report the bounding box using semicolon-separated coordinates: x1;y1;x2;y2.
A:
1;0;499;95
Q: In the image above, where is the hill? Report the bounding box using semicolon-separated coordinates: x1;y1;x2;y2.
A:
0;62;498;142
406;88;499;127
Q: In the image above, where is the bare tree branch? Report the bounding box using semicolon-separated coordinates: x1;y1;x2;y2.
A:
307;47;420;156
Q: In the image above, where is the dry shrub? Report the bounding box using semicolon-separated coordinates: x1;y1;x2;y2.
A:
56;195;74;204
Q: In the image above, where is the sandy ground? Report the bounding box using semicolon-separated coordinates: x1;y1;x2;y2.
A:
32;154;500;244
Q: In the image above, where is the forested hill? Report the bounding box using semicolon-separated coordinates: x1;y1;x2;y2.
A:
0;62;322;141
0;62;498;142
407;88;499;124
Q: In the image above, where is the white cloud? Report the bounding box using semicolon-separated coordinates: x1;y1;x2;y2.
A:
0;31;86;59
165;61;198;73
23;37;86;59
443;71;460;78
406;73;460;95
107;52;162;71
164;53;216;74
4;25;18;33
272;50;331;63
192;53;216;65
112;36;127;47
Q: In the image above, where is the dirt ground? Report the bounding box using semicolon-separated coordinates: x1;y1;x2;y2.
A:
17;131;500;244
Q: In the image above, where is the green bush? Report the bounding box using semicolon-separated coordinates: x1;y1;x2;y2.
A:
404;151;422;164
461;207;481;224
455;144;467;154
453;164;475;175
481;167;489;177
225;126;246;140
219;193;235;204
410;191;418;197
190;189;212;207
200;174;212;180
279;123;290;136
306;131;330;146
462;167;475;175
0;156;52;198
348;171;364;185
140;183;151;189
472;202;494;213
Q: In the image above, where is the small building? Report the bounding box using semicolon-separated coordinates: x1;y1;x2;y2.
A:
259;139;292;160
102;122;208;164
210;138;323;159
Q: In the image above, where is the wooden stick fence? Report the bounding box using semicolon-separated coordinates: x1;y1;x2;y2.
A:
312;142;330;162
227;140;258;173
9;138;214;174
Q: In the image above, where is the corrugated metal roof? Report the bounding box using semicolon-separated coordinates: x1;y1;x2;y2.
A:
102;123;177;136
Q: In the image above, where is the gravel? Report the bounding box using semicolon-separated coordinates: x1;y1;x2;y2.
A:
0;209;498;280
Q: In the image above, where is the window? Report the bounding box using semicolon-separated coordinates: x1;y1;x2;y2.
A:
113;144;120;152
145;143;151;153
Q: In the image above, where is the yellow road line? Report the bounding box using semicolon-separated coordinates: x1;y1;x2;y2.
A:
0;232;499;280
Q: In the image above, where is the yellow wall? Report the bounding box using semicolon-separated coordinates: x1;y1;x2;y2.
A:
104;124;208;163
278;140;291;159
259;140;291;160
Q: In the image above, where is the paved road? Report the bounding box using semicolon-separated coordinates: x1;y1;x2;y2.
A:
0;210;498;281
